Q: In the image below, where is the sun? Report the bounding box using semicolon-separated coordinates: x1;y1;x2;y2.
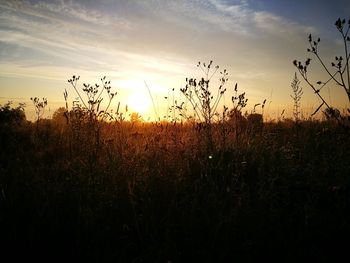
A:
127;92;152;116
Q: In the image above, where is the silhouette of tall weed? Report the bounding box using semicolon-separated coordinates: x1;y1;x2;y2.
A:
290;72;303;122
178;61;230;153
65;75;118;179
293;18;350;123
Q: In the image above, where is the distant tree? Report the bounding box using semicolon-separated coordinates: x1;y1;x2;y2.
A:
0;102;26;124
0;102;28;151
293;18;350;120
52;107;68;125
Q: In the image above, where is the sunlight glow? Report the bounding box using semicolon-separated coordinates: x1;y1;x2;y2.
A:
127;91;152;116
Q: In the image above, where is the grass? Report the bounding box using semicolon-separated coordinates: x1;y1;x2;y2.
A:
1;109;350;262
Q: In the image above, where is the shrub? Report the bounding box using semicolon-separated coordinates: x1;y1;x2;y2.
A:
0;102;26;124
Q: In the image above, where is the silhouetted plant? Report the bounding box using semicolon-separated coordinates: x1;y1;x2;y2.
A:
293;18;350;120
179;60;229;153
30;97;47;122
180;61;228;124
66;75;118;179
30;97;47;132
113;101;127;122
228;83;248;143
165;87;181;122
290;72;303;121
66;75;119;128
251;98;266;115
67;75;116;121
230;83;248;115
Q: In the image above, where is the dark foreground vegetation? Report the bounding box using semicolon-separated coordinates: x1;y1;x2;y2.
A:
1;102;350;262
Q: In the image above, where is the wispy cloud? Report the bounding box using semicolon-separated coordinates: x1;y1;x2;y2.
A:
146;0;252;34
254;11;316;36
0;0;315;64
0;0;131;27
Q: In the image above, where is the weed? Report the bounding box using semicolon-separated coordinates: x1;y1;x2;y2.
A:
293;18;350;122
291;72;303;121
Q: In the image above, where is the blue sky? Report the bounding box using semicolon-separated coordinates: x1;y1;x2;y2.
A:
0;0;349;120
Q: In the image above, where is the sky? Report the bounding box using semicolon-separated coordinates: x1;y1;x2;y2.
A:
0;0;349;120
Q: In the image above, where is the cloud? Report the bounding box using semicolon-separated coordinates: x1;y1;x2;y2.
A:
0;0;131;27
0;1;133;69
254;11;316;36
1;0;312;65
3;0;341;114
148;0;253;34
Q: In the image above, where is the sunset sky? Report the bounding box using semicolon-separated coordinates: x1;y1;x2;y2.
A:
1;0;349;120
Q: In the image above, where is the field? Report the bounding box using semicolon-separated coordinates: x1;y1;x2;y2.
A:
1;106;350;262
2;1;350;261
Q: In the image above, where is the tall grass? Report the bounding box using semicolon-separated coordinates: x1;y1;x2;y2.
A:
1;99;350;261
